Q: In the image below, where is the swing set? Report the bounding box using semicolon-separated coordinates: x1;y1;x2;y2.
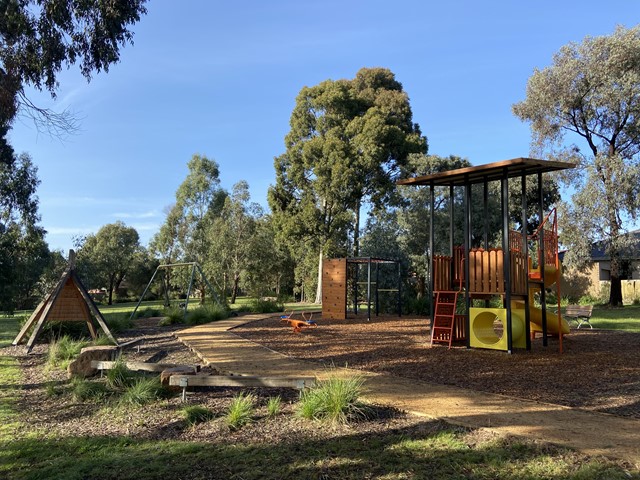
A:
130;262;220;322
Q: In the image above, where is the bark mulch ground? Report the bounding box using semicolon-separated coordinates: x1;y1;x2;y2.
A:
234;313;640;419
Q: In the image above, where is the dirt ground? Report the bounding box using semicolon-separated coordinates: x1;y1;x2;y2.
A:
234;313;640;419
2;319;425;444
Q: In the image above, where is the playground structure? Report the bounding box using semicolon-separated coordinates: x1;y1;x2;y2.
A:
397;158;574;353
322;257;401;321
13;250;117;353
130;262;220;322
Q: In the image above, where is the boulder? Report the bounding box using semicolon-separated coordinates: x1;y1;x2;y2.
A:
160;366;197;391
67;345;118;379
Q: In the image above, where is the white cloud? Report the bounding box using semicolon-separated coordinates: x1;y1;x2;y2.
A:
111;210;160;219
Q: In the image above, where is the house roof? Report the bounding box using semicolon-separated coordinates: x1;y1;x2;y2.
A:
396;157;575;187
591;230;640;261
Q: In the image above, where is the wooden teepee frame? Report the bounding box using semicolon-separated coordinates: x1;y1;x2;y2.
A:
13;250;118;353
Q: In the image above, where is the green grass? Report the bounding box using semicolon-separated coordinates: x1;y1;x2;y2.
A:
266;396;282;418
119;377;165;406
71;377;110;402
225;392;256;430
0;318;21;437
297;373;370;425
105;358;135;390
185;304;229;325
0;423;636;480
45;335;89;370
182;405;216;427
588;304;640;332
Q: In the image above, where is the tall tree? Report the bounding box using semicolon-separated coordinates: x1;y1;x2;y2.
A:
0;145;49;311
270;67;427;303
173;154;227;264
76;222;140;305
207;181;261;304
513;25;640;306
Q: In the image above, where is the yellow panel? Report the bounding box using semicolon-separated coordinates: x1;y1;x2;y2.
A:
469;307;526;351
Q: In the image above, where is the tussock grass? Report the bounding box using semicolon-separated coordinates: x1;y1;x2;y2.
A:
46;335;88;370
266;396;282;418
246;298;284;314
105;358;135;390
225;392;255;430
119;377;165;406
103;313;134;333
182;405;215;427
297;373;370;425
186;304;229;325
71;377;109;402
159;306;185;326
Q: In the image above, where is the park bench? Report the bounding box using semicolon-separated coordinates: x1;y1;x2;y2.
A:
564;305;593;329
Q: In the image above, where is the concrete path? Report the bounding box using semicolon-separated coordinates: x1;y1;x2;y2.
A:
177;314;640;467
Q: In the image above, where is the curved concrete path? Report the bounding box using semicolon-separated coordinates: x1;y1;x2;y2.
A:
177;314;640;468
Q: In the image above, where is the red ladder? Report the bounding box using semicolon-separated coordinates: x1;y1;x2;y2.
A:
430;291;458;349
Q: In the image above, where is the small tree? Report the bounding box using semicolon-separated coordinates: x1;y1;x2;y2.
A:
76;222;141;305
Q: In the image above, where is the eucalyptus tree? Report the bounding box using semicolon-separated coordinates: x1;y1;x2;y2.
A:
206;181;261;304
513;25;640;306
0;0;147;131
0;143;49;311
76;222;141;305
270;67;427;302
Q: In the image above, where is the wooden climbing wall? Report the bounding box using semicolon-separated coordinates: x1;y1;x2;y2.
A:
322;258;347;320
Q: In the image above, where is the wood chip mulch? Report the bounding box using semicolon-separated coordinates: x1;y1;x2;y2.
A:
234;314;640;418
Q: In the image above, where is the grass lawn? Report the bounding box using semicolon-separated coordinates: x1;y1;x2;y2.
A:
589;304;640;332
1;317;639;479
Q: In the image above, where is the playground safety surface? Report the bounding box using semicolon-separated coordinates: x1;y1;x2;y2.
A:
177;313;640;468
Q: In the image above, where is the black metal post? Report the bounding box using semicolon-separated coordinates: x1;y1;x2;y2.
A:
354;262;358;315
429;185;435;326
397;261;402;316
464;179;472;348
367;257;372;321
502;173;513;353
522;174;531;350
539;172;548;345
375;262;380;316
449;184;454;287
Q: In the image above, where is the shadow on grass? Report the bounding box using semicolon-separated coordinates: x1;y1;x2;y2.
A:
1;420;633;480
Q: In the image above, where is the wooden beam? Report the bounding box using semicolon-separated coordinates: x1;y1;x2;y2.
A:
91;360;198;373
72;272;118;345
169;375;315;390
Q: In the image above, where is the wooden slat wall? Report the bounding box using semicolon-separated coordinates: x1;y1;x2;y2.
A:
322;258;347;320
433;255;452;291
47;278;92;322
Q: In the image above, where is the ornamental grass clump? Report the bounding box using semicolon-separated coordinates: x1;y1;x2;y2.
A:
266;396;282;418
46;335;88;370
186;304;229;325
225;392;256;430
120;377;165;406
182;405;216;427
71;377;109;402
105;357;135;390
297;374;370;425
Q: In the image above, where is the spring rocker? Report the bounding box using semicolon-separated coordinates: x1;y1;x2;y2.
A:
397;158;575;353
280;311;317;333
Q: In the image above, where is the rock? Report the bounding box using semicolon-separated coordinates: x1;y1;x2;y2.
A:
67;345;118;379
160;366;197;390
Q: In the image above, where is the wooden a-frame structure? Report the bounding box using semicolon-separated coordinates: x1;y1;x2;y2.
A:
13;250;118;353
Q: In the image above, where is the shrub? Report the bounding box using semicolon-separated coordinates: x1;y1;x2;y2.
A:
104;313;134;333
93;335;116;346
134;307;163;319
266;396;282;418
160;306;186;326
406;296;430;315
71;378;109;402
225;392;255;430
186;304;229;325
106;358;135;390
297;374;370;425
246;298;284;314
120;377;165;406
182;405;215;427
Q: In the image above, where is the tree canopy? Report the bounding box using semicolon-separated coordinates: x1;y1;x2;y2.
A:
1;0;148;129
269;67;427;302
513;25;640;306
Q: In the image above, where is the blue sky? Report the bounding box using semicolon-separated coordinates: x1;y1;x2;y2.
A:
8;1;640;253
